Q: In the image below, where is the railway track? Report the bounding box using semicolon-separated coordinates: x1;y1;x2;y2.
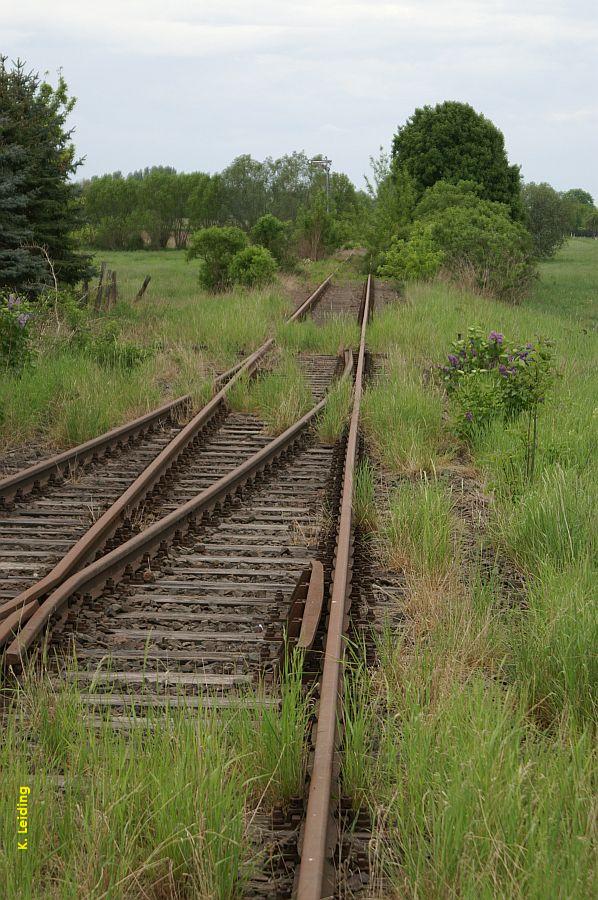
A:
2;271;388;898
0;277;332;651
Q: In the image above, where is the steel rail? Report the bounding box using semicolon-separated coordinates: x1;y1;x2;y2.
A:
0;276;334;642
0;275;331;507
0;394;191;507
0;340;270;633
296;274;371;900
3;349;354;668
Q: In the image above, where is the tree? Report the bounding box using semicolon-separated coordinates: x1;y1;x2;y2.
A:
81;173;143;250
0;57;91;289
521;182;569;258
188;174;226;229
0;124;45;287
363;147;415;264
220;155;268;227
561;188;595;231
295;191;339;260
392;101;522;216
186;226;247;291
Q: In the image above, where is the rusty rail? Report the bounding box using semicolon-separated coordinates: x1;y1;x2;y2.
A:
3;347;354;668
0;275;333;648
295;274;371;899
0;395;191;507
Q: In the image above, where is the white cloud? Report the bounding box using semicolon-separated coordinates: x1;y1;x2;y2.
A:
1;0;597;195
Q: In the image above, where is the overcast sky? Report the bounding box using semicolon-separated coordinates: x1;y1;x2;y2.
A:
2;1;597;197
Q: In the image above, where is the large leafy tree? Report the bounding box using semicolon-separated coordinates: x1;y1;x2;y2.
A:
392;101;522;216
0;57;91;289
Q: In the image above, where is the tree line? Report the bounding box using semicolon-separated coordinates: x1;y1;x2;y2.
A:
1;56;597;300
79;154;368;256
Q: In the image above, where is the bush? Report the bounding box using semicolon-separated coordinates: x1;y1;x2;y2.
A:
0;293;34;370
378;223;444;282
187;226;248;291
250;214;292;266
228;245;278;287
437;326;557;477
379;185;535;302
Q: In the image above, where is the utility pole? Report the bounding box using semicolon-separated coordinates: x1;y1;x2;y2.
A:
310;156;332;212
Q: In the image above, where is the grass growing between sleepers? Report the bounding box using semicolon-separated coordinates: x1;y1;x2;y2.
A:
1;653;311;899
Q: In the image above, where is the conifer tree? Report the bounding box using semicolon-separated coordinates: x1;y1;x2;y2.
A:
0;56;91;290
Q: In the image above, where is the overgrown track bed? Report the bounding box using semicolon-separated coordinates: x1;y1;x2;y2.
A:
0;277;334;651
3;273;373;898
44;428;339;721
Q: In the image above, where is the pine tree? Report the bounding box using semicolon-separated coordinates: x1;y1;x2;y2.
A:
0;57;91;290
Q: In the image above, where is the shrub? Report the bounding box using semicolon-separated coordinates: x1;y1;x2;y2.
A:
0;292;34;370
438;326;557;477
250;214;292;266
379;188;535;302
228;245;278;287
187;226;248;291
429;199;535;302
378;223;444;282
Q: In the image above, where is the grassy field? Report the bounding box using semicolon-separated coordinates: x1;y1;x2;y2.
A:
352;238;597;896
0;251;295;450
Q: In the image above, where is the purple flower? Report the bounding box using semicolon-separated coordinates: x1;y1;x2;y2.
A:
448;354;459;367
465;411;473;422
499;364;509;377
471;348;477;357
7;294;19;309
17;313;30;328
488;331;504;344
525;342;533;350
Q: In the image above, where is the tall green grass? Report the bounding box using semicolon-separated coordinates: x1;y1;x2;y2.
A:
362;359;445;474
276;315;359;355
357;663;596;899
346;242;598;895
228;352;313;434
317;375;353;443
1;656;311;898
380;478;455;580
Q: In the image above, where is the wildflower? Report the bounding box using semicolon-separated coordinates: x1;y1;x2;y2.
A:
499;364;509;377
448;354;459;367
488;331;504;344
17;313;30;328
465;411;473;422
7;294;19;309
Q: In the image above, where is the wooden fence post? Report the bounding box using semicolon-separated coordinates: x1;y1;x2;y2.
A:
135;275;151;301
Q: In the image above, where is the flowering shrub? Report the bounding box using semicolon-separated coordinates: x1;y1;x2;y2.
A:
0;293;34;370
438;326;557;477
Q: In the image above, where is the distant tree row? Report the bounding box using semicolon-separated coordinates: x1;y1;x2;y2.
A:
80;154;368;257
